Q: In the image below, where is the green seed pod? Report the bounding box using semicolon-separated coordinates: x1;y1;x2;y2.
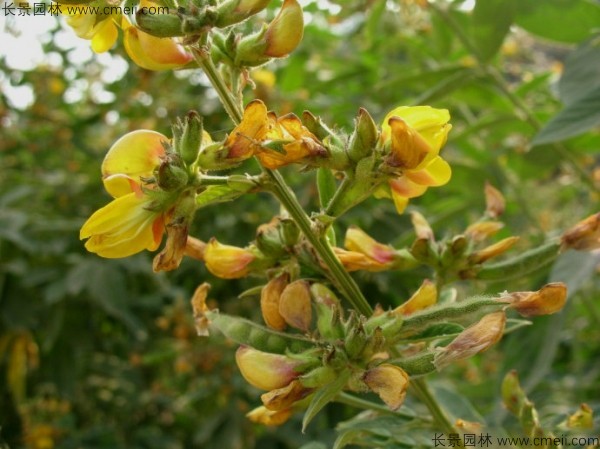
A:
390;352;436;376
472;241;560;281
206;311;312;354
398;296;504;337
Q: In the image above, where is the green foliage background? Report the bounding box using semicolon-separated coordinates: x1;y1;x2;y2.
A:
1;0;599;447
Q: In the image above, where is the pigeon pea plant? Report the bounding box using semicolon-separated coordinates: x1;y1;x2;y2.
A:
61;0;599;445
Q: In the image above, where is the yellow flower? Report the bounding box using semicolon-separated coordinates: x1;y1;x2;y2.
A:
224;100;325;168
203;238;256;279
123;21;193;71
392;279;437;316
381;106;452;213
118;0;192;71
63;1;120;53
80;130;170;258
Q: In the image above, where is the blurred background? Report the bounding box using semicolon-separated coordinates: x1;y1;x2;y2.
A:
1;0;599;447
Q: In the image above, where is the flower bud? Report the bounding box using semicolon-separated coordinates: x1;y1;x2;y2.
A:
334;248;390;272
344;318;367;359
392;279;437;316
235;346;301;391
310;284;343;340
501;370;526;415
177;111;204;165
344;226;395;265
363;364;409;410
263;0;304;57
485;182;505;218
279;280;312;332
190;283;211;336
261;379;311;411
410;211;434;240
156;152;188;191
279;218;300;247
256;218;285;257
499;282;567;317
299;366;337;388
204;238;256;279
465;221;504;242
434;311;506;370
469;236;520;264
136;10;186;38
561;212;600;251
235;0;304;66
347;108;378;162
566;403;593;429
410;237;438;265
215;0;271;27
246;405;292;426
260;273;289;331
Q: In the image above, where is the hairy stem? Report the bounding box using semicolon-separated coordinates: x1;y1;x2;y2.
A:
193;44;373;316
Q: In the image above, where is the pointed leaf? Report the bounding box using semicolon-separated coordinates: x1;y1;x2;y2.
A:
472;0;516;61
532;85;600;145
302;370;350;432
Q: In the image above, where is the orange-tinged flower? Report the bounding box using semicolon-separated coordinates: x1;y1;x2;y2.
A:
235;346;301;391
381;106;452;213
123;21;193;71
224;100;325;167
363;364;409;410
203;238;256;279
334;248;390;272
80;131;170;258
264;0;304;58
344;226;396;265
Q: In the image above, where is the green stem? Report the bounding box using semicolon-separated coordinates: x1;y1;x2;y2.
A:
266;170;373;316
335;392;420;421
411;378;462;444
192;44;373;317
191;46;243;124
429;2;596;191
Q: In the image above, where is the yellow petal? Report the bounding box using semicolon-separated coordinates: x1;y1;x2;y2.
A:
393;279;437;316
387;117;430;169
382;106;450;139
389;176;428;199
344;227;395;264
405;156;452;187
204;239;255;279
80;193;164;258
264;0;304;57
102;130;168;197
392;193;409;214
102;174;140;198
91;19;118;53
225;100;270;159
124;27;192;71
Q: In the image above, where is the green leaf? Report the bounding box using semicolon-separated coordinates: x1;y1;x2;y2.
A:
195;185;245;208
471;0;516;61
558;37;600;105
515;0;600;44
317;167;337;210
532;84;600;145
302;370;350;432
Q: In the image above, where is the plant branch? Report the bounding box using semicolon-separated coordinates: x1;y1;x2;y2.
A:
193;44;373;316
335;392;421;421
